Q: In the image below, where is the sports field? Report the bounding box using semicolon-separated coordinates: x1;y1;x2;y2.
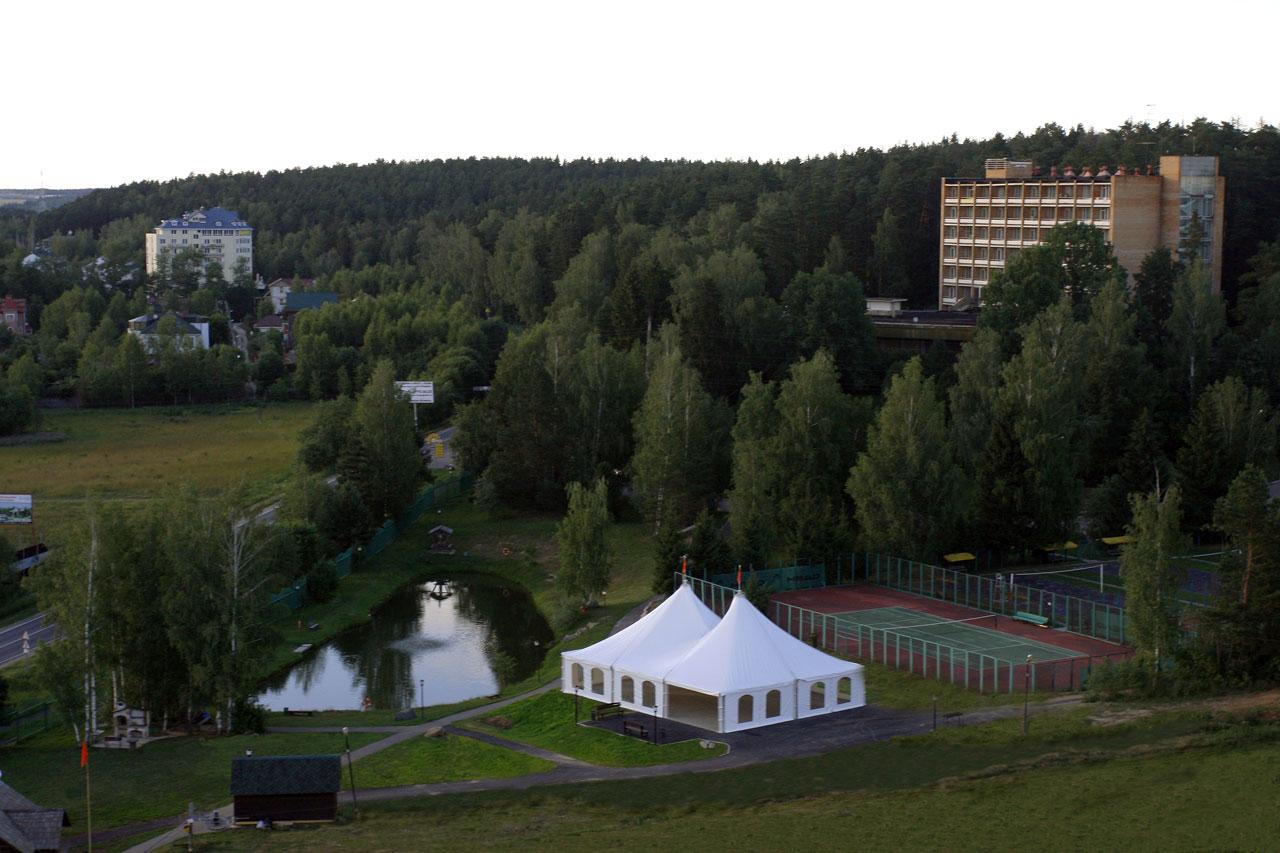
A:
834;606;1077;664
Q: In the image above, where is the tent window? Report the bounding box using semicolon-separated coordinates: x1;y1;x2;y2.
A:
571;663;584;689
809;681;826;710
620;676;634;703
737;694;754;723
642;681;656;708
765;689;782;718
590;668;604;694
837;677;852;704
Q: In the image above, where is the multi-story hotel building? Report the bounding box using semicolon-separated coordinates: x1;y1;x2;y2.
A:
145;207;253;284
938;155;1224;309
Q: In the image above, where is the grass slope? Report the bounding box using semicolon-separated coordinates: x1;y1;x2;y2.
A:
346;732;554;789
461;692;726;767
203;711;1280;851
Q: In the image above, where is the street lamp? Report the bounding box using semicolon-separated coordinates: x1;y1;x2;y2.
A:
419;679;425;717
1022;655;1033;735
342;726;359;819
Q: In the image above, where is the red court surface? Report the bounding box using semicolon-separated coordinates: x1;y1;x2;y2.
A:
773;583;1131;694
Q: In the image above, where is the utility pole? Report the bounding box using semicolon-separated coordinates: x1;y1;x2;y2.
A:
1022;654;1033;735
342;727;359;819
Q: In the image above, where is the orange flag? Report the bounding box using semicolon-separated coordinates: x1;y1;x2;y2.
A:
736;565;742;588
681;555;687;575
80;740;88;768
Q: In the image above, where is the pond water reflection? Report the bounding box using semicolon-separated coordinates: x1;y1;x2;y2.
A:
257;576;553;711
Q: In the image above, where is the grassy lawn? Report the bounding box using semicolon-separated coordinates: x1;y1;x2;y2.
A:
0;726;382;835
0;403;315;548
347;731;554;789
460;691;727;767
201;710;1280;851
862;659;1054;712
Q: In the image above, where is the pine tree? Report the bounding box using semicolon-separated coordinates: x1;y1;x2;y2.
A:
974;399;1038;558
342;360;421;523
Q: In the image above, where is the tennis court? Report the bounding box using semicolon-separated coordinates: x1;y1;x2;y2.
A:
833;606;1077;664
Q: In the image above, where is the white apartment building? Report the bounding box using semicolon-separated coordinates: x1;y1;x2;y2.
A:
144;207;253;284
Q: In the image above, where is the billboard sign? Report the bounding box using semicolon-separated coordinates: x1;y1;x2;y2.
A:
395;381;434;404
0;494;32;524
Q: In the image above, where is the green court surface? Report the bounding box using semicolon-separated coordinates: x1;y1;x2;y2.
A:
834;606;1077;664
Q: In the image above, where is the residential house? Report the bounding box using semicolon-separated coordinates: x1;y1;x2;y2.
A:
1;297;30;336
265;277;315;314
127;313;210;354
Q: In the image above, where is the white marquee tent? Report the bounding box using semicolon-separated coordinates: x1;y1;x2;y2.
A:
561;582;865;733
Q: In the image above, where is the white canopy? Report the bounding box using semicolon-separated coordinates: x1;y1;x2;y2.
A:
562;579;719;672
663;590;856;694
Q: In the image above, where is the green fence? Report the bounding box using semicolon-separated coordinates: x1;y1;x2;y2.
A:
861;553;1128;645
709;563;827;592
270;473;475;612
0;701;53;745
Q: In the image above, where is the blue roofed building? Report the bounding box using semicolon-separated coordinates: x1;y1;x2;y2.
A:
145;206;253;284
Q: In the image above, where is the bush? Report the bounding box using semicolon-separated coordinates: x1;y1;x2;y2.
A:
306;560;340;604
232;698;267;734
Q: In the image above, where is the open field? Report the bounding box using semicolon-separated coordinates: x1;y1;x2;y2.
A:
201;708;1280;852
343;731;554;789
460;691;728;767
0;403;316;547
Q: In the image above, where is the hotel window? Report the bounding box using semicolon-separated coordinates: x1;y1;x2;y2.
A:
975;267;989;282
1043;186;1057;199
1078;208;1092;221
1095;208;1110;221
962;186;975;198
945;206;958;219
959;226;973;239
975;227;988;239
990;206;1005;219
975;246;989;260
1025;185;1040;199
959;266;973;280
944;225;957;238
943;265;957;280
992;186;1006;200
945;186;958;198
1059;207;1073;221
960;207;973;221
943;245;956;258
1007;206;1021;220
1060;185;1074;199
976;186;989;199
991;227;1004;240
1008;185;1022;198
976;206;989;219
1025;208;1038;221
992;247;1006;261
1007;247;1021;259
943;285;957;299
1025;228;1038;240
958;246;972;259
1094;185;1111;200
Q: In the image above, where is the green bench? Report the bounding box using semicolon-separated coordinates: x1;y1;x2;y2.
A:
1013;611;1049;627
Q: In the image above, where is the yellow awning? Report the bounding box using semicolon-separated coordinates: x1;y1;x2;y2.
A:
1044;541;1078;551
943;552;976;562
1101;535;1133;546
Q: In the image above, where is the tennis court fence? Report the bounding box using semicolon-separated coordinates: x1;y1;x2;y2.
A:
860;553;1129;645
683;575;1125;694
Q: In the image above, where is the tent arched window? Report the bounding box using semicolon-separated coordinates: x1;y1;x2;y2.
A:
737;694;754;723
765;689;782;718
837;676;852;704
590;667;605;695
642;681;656;708
809;681;826;710
620;676;635;703
571;663;584;689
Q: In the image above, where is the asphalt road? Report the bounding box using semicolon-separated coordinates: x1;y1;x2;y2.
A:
0;612;57;667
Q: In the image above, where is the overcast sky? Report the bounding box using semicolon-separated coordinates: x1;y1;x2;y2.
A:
6;0;1273;189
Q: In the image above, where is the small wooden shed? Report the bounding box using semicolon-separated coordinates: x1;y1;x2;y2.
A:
230;755;341;824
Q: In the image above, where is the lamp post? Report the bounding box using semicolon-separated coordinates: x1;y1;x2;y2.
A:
419;679;425;717
1022;655;1032;735
342;726;359;819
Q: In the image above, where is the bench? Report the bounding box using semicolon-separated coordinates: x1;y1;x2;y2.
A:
591;702;624;722
622;720;648;739
1013;611;1049;627
283;708;316;717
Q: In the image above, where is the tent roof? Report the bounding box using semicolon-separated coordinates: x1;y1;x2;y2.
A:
663;592;861;695
562;580;719;671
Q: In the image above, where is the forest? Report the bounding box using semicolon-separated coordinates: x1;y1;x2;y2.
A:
3;119;1280;692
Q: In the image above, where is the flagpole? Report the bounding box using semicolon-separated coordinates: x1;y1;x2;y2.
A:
84;741;92;852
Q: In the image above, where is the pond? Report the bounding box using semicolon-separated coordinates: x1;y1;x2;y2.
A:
257;576;553;711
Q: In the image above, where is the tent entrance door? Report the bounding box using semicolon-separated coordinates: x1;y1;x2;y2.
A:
665;686;719;732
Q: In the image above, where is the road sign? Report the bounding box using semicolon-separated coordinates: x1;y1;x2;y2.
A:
395;381;434;404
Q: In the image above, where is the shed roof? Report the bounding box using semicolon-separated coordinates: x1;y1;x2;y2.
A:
230;755;342;796
284;292;338;312
0;782;68;853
